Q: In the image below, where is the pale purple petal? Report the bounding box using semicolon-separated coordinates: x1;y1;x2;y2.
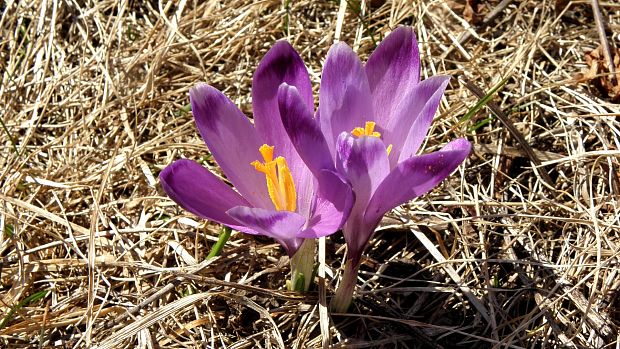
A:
294;171;314;220
382;75;450;167
226;206;306;256
319;42;373;157
160;159;254;233
397;76;451;164
365;138;471;224
366;26;420;129
298;169;354;238
190;84;272;209
278;83;334;176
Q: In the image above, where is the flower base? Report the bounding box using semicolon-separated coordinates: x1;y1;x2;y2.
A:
330;258;360;312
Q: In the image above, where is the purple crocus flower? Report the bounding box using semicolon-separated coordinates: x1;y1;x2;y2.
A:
279;27;471;309
160;41;353;290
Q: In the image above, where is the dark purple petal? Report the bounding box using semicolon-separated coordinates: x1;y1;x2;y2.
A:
319;42;373;157
160;159;254;233
298;169;354;238
366;27;420;129
190;84;272;209
383;76;450;168
226;206;306;256
252;41;313;162
278;83;334;176
365;138;471;224
396;76;451;164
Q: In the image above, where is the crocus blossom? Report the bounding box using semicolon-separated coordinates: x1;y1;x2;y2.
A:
279;27;471;310
160;41;353;291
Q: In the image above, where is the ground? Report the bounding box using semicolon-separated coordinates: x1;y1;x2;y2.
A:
0;0;619;348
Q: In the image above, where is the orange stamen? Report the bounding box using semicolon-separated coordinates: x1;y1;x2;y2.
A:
252;144;296;211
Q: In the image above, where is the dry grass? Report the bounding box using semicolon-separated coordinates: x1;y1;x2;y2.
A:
1;0;619;347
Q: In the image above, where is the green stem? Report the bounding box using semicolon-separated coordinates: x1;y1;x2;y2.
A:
288;239;316;291
459;76;509;125
331;258;360;312
206;226;232;259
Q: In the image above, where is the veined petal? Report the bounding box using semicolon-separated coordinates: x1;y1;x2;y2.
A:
366;26;420;129
278;83;334;176
396;76;451;164
226;206;306;256
380;75;450;167
190;84;272;209
319;42;373;158
160;159;254;233
365;138;471;224
252;41;313;168
298;169;354;238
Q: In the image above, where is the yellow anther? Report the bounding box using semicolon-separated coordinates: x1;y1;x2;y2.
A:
252;144;297;212
351;128;364;138
351;121;381;138
258;144;274;162
352;121;392;155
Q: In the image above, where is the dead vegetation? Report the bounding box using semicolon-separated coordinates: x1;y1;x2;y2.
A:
0;0;619;348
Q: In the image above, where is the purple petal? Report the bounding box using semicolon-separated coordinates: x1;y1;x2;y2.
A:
366;27;420;129
277;86;355;235
252;43;315;213
190;84;272;209
341;215;375;264
319;42;373;157
396;76;451;164
336;133;390;205
298;169;354;238
365;138;471;224
160;159;254;233
226;206;306;256
252;41;313;161
278;83;334;176
336;133;390;252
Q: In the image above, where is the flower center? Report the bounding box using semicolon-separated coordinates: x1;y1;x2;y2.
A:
351;121;392;155
352;121;381;138
251;144;297;211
